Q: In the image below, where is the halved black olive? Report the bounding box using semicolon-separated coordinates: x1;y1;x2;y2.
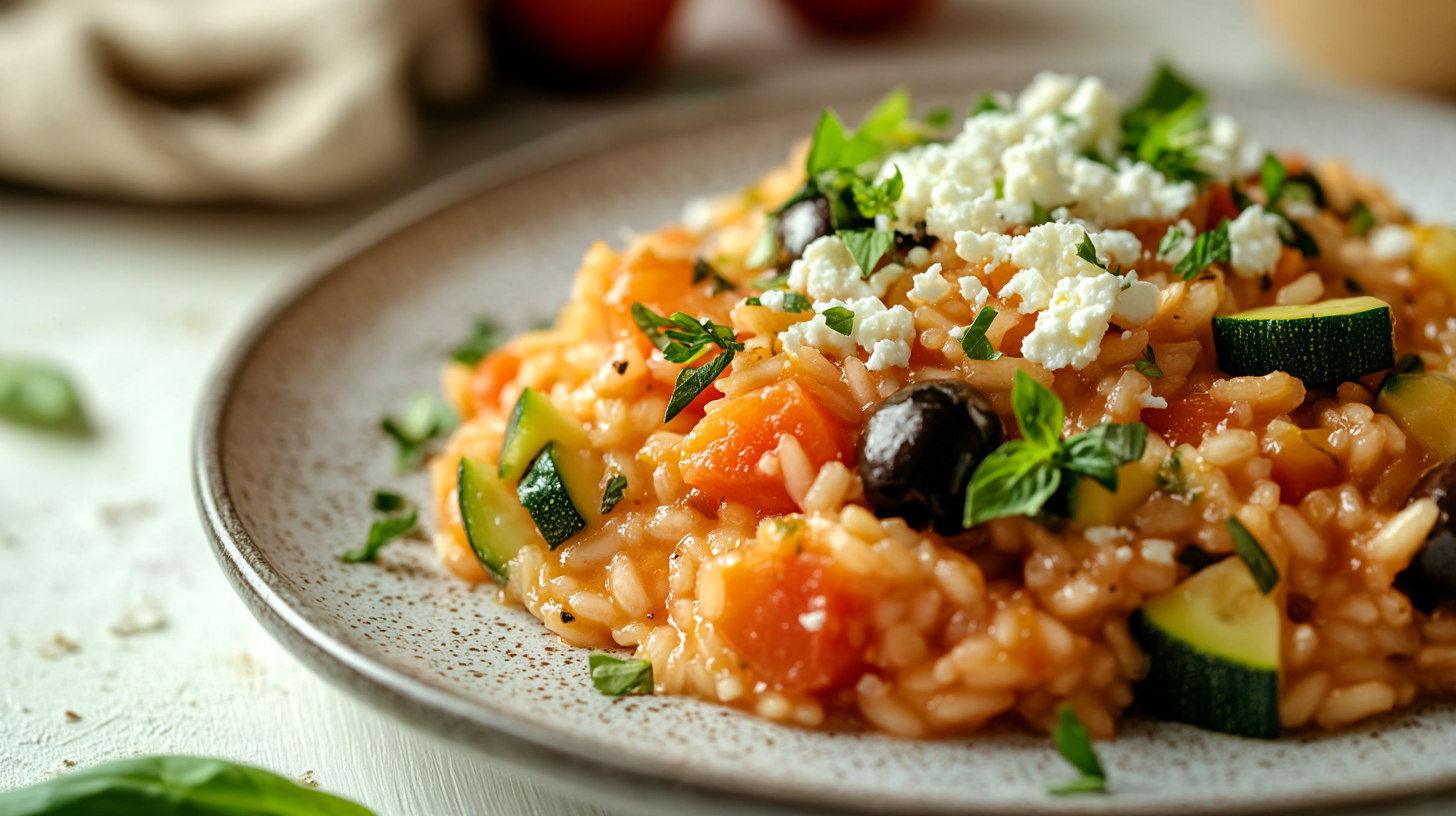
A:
775;196;832;265
856;381;1005;535
1394;457;1456;613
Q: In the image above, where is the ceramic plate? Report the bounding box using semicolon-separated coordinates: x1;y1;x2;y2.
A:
195;56;1456;815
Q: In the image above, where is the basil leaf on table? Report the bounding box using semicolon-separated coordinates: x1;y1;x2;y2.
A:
0;755;376;815
380;392;457;473
0;358;89;434
589;652;654;696
1048;704;1107;795
448;317;501;366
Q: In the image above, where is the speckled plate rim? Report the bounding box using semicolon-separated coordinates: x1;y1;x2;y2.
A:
194;54;1456;816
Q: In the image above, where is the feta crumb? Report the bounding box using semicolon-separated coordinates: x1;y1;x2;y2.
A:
1113;274;1160;327
1157;219;1198;264
1084;526;1132;546
1227;204;1284;278
906;246;931;267
787;235;905;302
778;308;857;359
798;609;827;632
911;263;952;302
1019;273;1122;370
1141;538;1177;565
851;297;916;370
1136;389;1168;410
759;289;787;312
959;275;989;308
954;230;1013;269
1017;72;1078;117
1370;224;1415;261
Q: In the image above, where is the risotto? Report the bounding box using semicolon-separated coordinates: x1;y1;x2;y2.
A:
428;65;1456;743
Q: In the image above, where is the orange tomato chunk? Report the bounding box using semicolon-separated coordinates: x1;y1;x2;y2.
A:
1142;393;1231;448
678;379;853;513
1267;422;1343;501
468;349;522;416
715;553;868;693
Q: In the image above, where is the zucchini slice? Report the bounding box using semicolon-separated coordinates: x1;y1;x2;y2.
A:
1069;460;1158;530
517;441;595;549
1130;556;1282;739
1211;296;1394;388
1376;372;1456;461
499;387;591;481
457;457;538;584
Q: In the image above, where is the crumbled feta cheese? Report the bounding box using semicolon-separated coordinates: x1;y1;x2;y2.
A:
1136;389;1168;410
1001;136;1073;219
1196;114;1264;181
1370;224;1415;261
850;297;917;370
911;263;952;302
1084;526;1132;546
906;246;931;267
1019;273;1123;370
759;289;787;312
1157;219;1198;264
1061;76;1122;160
954;230;1013;269
681;195;716;234
1094;229;1145;270
786;235;905;302
1227;204;1284;278
1067;159;1197;226
1140;538;1176;565
999;222;1107;313
959;275;989;308
1017;72;1078;117
1113;272;1160;327
778;310;857;359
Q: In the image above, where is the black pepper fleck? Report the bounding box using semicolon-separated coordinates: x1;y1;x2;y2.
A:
560;611;575;623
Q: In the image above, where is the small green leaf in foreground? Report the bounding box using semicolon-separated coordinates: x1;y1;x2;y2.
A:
0;358;89;434
1048;703;1107;795
589;652;654;696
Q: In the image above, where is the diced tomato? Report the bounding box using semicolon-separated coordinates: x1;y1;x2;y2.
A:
602;250;720;341
468;349;522;415
715;553;868;693
1141;393;1231;448
678;379;853;513
1205;183;1242;230
1266;422;1343;502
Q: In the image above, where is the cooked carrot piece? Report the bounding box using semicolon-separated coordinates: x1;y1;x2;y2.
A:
678;379;853;513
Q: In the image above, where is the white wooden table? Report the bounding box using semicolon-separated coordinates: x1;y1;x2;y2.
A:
0;2;1319;813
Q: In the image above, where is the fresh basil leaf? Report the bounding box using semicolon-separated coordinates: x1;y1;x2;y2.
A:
1059;434;1121;493
969;91;1006;118
1261;152;1288;209
857;87;911;142
1157;227;1185;258
0;358;89;434
1121;61;1203;151
780;292;813;313
1349;200;1377;237
1133;345;1164;379
1049;776;1107;796
0;755;376;816
1048;703;1106;796
1286;171;1327;207
1227;516;1280;594
1277;214;1321;258
839;229;896;278
753;271;790;290
381;392;457;473
665;350;735;422
959;307;1001;361
600;473;628;514
923;106;952;129
372;490;406;512
589;652;654;696
1011;369;1064;450
806;109;850;176
1031;200;1053;226
822;306;855;336
1070;423;1148;476
1075;230;1106;269
1136;95;1209;183
662;342;709;365
744;297;763;306
849;167;904;221
1173;218;1231;280
963;443;1061;528
340;507;418;563
631;303;675;351
1394;353;1425;375
449;318;502;366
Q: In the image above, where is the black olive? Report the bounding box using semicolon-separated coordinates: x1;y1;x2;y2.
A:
894;223;938;255
1394;458;1456;613
856;381;1005;535
775;196;832;265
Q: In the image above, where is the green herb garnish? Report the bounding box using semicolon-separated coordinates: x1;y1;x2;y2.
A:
1134;346;1164;379
1158;227;1186;258
1048;703;1107;795
746;215;781;270
600;474;628;514
839;229;896;278
752;271;791;290
1349;200;1377;237
634;304;745;422
381;392;458;472
923;106;953;129
0;358;89;435
693;258;735;294
960;307;1001;361
1260;153;1320;258
1227;516;1279;594
1172;218;1231;280
850;166;905;221
449;318;502;366
781;292;813;313
964;371;1147;527
1153;449;1202;501
665;352;735;422
589;652;654;696
1076;230;1106;269
993;178;1005;200
969;91;1007;118
341;493;419;563
822;306;856;336
1031;200;1053;226
1394;353;1425;375
0;755;376;816
1261;152;1289;208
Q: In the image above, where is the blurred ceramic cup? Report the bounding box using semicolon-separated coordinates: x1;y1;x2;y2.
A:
1255;0;1456;95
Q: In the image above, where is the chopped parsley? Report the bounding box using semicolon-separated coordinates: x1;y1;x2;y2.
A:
381;392;458;472
752;270;790;290
1153;449;1201;501
849;166;905;221
960;307;1001;361
1172;218;1231;280
1121;63;1209;184
633;304;745;422
839;228;896;278
1133;346;1164;379
993;178;1005;200
822;306;855;336
1157;227;1186;258
1227;516;1279;594
1031;200;1053;226
600;474;628;514
692;258;734;294
781;292;813;313
969;91;1007;118
1048;703;1107;795
1349;200;1377;237
1075;230;1105;269
0;358;89;434
340;492;419;563
964;371;1147;527
589;652;654;696
1260;152;1321;258
449;318;502;366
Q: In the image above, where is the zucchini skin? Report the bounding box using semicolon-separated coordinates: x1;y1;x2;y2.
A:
1130;608;1281;740
517;442;587;549
1211;300;1394;388
457;456;535;585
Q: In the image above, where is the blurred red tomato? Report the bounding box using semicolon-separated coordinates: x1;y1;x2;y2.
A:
781;0;931;35
491;0;680;88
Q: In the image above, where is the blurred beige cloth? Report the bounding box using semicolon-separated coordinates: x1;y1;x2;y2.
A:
0;0;484;204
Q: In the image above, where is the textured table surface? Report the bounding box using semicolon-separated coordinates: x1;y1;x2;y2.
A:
0;2;1402;814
